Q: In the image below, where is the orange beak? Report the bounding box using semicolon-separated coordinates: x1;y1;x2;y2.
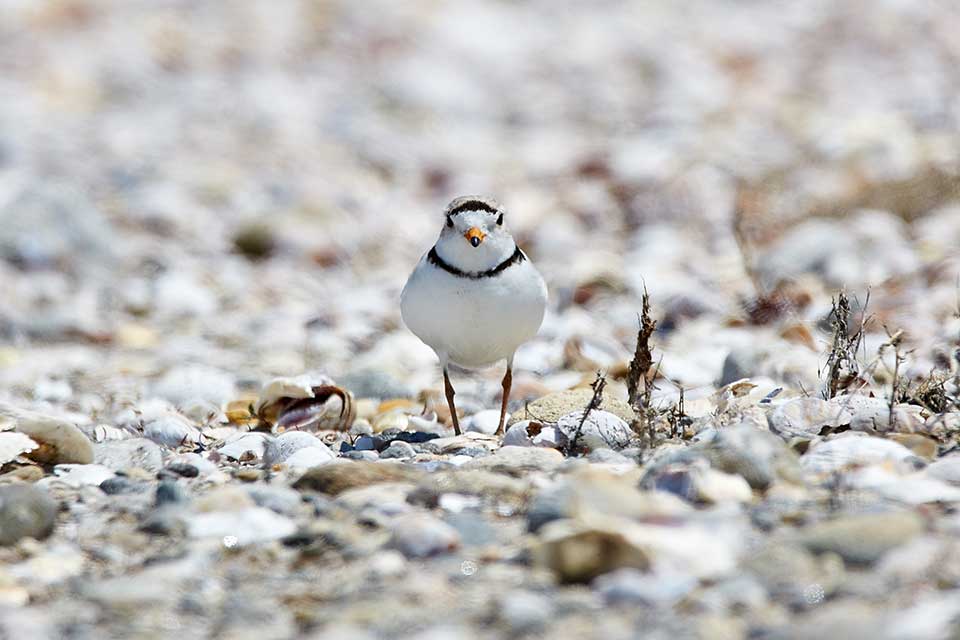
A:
464;227;486;247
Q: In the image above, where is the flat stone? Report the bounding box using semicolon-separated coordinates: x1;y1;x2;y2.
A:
464;446;565;476
769;397;852;438
801;434;918;475
508;389;635;426
798;512;925;565
188;507;297;546
292;461;426;495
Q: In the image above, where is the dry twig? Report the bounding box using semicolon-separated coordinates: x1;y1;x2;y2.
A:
567;371;607;455
627;286;657;408
822;290;869;399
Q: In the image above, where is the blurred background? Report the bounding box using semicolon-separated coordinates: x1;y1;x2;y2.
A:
1;0;959;410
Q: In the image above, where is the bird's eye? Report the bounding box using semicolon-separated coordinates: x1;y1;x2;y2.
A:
497;213;503;226
446;216;453;228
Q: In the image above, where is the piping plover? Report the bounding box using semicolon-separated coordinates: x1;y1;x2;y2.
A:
401;196;548;435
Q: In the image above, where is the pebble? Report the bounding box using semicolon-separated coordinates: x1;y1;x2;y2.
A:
845;466;960;504
833;395;925;433
557;409;632;452
142;413;200;448
343;450;380;461
99;476;145;495
925;455;960;485
0;466;44;484
164;462;200;478
0;485;57;545
245;485;304;516
798;512;925;565
530;467;690;534
464;410;503;436
1;405;95;465
292;461;425;495
464;446;565;476
188;508;297;546
649;460;754;505
45;464;115;488
353;435;382;451
263;432;333;466
887;433;938;460
218;433;271;462
509;389;635;425
499;590;552;633
744;543;844;609
94;438;164;473
801;434;919;475
586;448;635;465
502;422;535;447
594;568;697;606
390;513;460;558
768;397;851;438
380;440;417;459
534;519;651;583
155;480;188;506
338;483;415;519
139;507;186;536
702;423;802;490
0;432;38;464
278;445;337;471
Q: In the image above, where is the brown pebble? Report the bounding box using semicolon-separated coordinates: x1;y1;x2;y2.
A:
0;465;45;484
887;433;938;460
292;461;425;496
235;469;262;482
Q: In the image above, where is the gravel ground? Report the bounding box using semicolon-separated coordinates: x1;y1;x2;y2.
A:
2;1;960;639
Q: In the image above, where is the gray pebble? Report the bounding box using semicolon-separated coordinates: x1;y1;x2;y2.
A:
94;438;164;473
155;480;188;506
0;485;57;545
499;590;552;633
343;450;379;461
380;440;416;459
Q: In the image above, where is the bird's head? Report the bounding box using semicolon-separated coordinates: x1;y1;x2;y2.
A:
435;196;515;272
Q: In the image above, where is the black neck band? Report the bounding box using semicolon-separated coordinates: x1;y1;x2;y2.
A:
427;245;526;279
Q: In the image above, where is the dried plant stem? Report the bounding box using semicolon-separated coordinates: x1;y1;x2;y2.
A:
880;326;905;430
823;289;869;399
567;371;607;455
627;286;657;409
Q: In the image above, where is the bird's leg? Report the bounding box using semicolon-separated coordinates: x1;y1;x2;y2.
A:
443;368;461;435
496;362;513;436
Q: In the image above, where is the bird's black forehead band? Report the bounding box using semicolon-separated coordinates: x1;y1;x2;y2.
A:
446;200;500;217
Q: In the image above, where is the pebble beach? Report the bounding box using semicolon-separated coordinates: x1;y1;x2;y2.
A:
2;1;960;638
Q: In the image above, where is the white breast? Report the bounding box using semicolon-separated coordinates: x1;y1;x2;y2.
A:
400;254;547;369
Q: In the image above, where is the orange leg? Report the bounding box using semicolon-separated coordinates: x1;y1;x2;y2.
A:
496;364;513;436
443;368;461;435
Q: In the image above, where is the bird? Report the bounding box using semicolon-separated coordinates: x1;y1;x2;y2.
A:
401;196;548;436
